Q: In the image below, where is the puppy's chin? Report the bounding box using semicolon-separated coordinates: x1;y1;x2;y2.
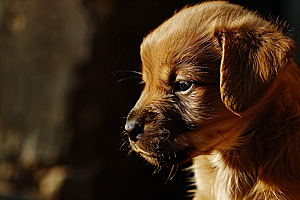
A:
129;139;156;164
129;137;196;166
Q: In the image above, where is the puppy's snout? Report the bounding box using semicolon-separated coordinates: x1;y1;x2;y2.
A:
125;120;144;142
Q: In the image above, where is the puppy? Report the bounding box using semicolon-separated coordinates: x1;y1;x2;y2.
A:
124;1;299;199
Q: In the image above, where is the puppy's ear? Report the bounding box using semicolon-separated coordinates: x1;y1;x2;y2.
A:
216;27;295;115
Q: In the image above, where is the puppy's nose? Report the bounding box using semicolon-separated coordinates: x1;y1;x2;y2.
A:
125;121;144;142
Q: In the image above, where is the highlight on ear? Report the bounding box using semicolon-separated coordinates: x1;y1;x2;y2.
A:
217;24;295;115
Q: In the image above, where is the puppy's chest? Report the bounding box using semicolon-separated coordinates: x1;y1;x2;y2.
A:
193;154;255;200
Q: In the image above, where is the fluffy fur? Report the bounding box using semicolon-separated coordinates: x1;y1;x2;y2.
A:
124;1;300;199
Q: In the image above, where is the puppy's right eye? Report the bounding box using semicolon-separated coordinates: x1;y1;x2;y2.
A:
175;80;193;92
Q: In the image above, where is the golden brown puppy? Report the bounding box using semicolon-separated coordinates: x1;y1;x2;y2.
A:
124;1;300;199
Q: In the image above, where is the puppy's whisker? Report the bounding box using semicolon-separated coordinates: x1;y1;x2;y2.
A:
120;132;128;139
120;144;130;151
112;69;141;76
120;137;128;144
127;149;134;156
117;76;141;83
120;135;127;141
120;139;130;151
165;165;178;184
121;49;142;70
152;165;162;176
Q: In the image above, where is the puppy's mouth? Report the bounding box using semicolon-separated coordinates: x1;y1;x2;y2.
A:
125;121;195;166
123;96;217;166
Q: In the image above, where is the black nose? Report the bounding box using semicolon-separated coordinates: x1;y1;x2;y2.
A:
125;120;144;142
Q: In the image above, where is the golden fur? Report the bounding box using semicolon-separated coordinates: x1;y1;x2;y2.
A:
124;1;300;199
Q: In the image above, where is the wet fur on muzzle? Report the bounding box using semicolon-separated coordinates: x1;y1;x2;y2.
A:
123;1;300;199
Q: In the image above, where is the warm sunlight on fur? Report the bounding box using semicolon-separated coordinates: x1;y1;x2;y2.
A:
123;1;299;199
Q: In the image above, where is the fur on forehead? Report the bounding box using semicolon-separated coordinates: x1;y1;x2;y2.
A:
139;1;251;84
139;2;227;86
140;1;294;114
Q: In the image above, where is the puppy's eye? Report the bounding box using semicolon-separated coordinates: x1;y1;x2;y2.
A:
176;80;193;92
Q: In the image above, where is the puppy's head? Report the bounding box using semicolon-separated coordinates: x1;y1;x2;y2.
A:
124;1;295;166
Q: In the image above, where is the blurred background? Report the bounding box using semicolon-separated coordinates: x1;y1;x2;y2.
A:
0;0;299;200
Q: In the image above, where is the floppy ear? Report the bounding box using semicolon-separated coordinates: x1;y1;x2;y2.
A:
217;27;295;115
